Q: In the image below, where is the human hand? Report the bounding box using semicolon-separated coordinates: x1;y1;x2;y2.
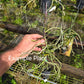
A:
14;34;45;58
0;34;45;76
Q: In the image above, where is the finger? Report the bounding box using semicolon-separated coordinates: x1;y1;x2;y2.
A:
35;39;45;46
31;34;43;39
34;47;42;51
39;44;46;47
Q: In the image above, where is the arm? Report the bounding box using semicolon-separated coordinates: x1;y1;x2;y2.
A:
0;48;21;76
0;34;45;76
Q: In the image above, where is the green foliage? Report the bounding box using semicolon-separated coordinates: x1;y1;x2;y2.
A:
1;16;7;22
73;54;83;68
14;17;23;25
31;20;39;28
59;74;68;84
0;77;2;84
1;0;9;3
71;0;76;2
11;79;16;84
0;74;16;84
64;15;72;22
40;81;50;84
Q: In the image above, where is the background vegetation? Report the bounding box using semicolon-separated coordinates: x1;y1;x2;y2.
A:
0;0;84;84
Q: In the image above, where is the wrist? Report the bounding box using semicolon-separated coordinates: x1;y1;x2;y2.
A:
13;43;24;56
1;48;21;67
13;47;22;57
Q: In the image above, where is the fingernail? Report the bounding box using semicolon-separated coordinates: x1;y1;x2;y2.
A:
41;39;45;43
